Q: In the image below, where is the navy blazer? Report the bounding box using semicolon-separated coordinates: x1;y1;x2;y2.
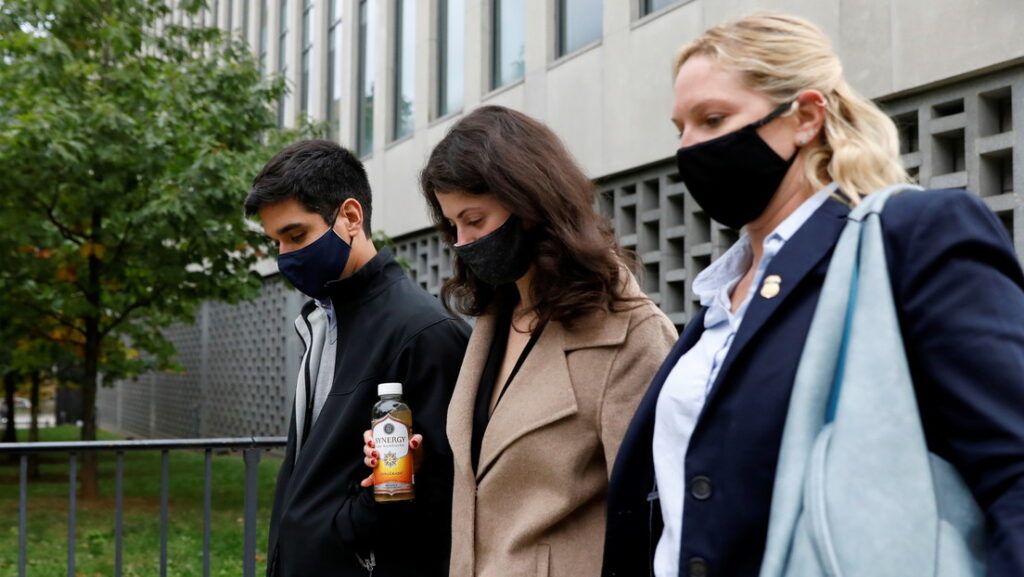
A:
602;189;1024;577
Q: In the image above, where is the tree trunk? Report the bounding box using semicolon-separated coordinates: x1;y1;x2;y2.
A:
3;373;16;443
29;371;41;479
79;208;103;499
79;316;101;499
29;371;40;442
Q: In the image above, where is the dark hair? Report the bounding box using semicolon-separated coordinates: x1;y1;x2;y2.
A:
421;105;638;329
245;139;372;235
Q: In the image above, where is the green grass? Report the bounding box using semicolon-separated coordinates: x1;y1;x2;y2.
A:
0;427;282;577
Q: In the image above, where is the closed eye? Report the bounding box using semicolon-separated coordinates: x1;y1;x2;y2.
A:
704;114;725;128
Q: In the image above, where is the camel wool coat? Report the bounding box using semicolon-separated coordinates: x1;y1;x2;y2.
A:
447;277;677;577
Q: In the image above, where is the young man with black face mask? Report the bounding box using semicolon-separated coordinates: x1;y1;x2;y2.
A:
244;140;471;577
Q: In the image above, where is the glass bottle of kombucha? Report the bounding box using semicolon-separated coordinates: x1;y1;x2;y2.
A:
371;382;415;502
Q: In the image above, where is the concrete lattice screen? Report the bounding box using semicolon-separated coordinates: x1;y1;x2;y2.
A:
98;281;302;439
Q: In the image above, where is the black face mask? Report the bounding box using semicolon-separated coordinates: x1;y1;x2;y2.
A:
675;101;797;229
277;227;351;300
453;216;533;286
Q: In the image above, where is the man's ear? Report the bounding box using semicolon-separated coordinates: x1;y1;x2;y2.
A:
336;198;365;240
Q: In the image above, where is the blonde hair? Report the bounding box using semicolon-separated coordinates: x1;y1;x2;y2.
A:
674;12;909;202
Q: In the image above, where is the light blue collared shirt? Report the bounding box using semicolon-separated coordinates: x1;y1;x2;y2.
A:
651;184;836;577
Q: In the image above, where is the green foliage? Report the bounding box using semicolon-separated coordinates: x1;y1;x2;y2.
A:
372;230;411;271
0;1;304;394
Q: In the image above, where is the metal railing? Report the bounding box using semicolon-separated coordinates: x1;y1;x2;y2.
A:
0;437;287;577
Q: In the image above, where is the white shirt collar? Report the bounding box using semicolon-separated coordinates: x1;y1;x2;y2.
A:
692;183;838;309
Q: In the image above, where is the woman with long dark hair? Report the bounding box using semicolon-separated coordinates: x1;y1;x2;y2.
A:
367;104;677;577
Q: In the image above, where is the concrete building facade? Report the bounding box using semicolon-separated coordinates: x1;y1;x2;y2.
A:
99;0;1024;438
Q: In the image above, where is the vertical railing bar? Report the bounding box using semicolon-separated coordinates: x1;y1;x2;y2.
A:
160;450;169;577
203;449;212;577
18;455;27;577
67;453;77;577
242;449;259;577
115;451;124;577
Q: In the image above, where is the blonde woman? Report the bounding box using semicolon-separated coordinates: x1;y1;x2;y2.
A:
603;12;1024;577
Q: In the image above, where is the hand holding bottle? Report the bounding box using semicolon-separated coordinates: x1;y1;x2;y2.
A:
360;382;424;499
360;429;424;488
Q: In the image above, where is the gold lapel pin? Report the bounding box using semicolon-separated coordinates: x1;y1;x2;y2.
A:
760;275;782;299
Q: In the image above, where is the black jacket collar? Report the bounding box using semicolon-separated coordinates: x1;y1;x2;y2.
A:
321;247;404;311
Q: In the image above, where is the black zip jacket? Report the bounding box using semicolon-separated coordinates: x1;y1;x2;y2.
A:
267;249;470;577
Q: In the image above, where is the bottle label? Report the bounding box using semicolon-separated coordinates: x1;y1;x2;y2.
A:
372;415;413;496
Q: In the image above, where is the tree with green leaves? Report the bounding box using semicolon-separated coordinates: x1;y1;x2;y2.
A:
0;295;71;477
0;0;300;497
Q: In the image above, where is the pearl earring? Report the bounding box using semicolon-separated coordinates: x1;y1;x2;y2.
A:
797;136;808;146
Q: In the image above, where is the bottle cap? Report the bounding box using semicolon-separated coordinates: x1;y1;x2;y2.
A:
378;382;403;396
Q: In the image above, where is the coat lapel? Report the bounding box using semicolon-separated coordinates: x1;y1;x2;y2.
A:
475;322;578;480
447;314;496;478
704;199;850;406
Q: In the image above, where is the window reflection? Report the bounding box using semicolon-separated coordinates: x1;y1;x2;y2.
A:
642;0;678;16
492;0;524;90
438;0;465;117
558;0;601;57
357;0;376;156
393;0;416;140
327;0;343;141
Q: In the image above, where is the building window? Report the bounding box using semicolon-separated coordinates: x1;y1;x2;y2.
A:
437;0;464;117
357;0;376;156
300;0;314;118
641;0;678;16
491;0;524;90
393;0;416;140
242;1;250;38
557;0;601;57
243;1;251;37
226;0;233;33
278;0;290;126
259;0;269;73
327;0;343;141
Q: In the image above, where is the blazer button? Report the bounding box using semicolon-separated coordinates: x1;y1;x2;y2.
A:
687;557;709;577
690;476;712;500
